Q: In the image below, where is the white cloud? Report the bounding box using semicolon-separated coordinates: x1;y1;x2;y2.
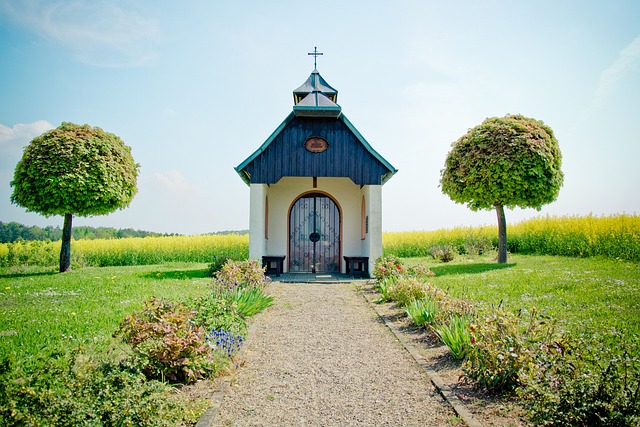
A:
151;170;202;194
1;0;160;67
595;35;640;102
0;120;54;159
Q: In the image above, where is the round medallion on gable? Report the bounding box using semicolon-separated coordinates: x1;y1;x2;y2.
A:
304;136;329;153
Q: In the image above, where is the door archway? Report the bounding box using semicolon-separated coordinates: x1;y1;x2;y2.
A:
288;192;341;273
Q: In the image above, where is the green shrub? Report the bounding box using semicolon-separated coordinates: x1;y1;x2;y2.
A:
388;277;433;307
406;263;436;278
115;298;218;383
463;239;493;256
373;255;404;280
429;245;456;262
405;298;439;327
213;258;268;290
193;260;273;336
232;287;274;318
192;293;247;336
0;352;194;426
464;306;551;393
435;294;475;323
435;315;472;360
519;337;640;426
374;275;398;303
207;255;227;276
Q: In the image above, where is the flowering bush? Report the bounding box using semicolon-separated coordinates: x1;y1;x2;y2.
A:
213;258;269;291
463;306;551;393
406;263;436;278
387;277;434;307
193;260;273;336
373;255;404;280
519;336;640;426
207;329;244;358
115;298;216;383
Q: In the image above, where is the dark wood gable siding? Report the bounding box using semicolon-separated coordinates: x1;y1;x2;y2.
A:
245;116;390;185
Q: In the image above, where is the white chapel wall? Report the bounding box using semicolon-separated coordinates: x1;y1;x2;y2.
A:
248;184;267;260
362;185;383;275
266;176;363;273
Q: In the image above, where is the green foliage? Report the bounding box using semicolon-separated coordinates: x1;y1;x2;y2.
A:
192;287;273;337
387;276;433;307
213;258;269;290
232;287;274;318
429;245;456;262
191;294;247;336
435;315;472;360
10;122;140;217
405;263;436;278
193;259;272;335
440;114;563;211
0;240;57;267
373;255;404;280
0;262;269;425
405;298;439;328
207;255;228;276
519;337;640;426
0;221;165;243
115;298;217;383
374;275;397;303
464;306;551;393
0;352;193;426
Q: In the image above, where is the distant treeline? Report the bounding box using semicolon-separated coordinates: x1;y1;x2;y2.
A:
208;230;249;236
0;222;169;243
0;221;249;243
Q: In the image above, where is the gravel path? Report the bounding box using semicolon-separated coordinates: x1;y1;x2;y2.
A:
214;282;457;426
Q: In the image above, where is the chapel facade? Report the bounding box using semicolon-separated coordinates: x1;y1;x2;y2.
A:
235;66;396;277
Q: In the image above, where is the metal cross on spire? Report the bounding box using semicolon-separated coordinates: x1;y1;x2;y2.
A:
307;46;323;69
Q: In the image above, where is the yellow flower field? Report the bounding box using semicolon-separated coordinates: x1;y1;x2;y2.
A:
1;214;638;268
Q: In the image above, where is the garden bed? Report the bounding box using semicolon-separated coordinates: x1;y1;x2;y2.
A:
360;280;529;426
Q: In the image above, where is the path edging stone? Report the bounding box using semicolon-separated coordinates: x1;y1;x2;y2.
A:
195;315;260;427
357;282;484;427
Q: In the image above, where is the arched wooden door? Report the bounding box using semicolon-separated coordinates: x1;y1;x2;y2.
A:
289;193;341;273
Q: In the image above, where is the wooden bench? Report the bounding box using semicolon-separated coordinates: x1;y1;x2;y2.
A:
262;256;286;277
344;256;369;277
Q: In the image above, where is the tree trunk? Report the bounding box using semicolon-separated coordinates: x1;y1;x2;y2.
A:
60;213;73;272
495;204;508;264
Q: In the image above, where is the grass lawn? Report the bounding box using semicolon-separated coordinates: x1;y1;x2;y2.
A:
405;254;640;344
0;263;212;362
2;254;638;362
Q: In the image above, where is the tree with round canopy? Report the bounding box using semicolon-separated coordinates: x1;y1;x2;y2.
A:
10;122;140;272
440;114;563;263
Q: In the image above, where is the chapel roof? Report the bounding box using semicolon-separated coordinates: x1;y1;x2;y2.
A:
292;69;341;118
293;69;338;102
235;67;397;186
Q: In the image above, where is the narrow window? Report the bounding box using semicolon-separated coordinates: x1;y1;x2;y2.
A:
265;196;269;239
361;196;366;240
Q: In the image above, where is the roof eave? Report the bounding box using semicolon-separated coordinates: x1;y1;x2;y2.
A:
339;114;398;184
234;112;296;186
293;106;342;118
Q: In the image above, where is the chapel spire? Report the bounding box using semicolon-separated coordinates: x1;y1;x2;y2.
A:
292;49;341;118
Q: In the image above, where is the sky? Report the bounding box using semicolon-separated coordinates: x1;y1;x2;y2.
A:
1;0;639;235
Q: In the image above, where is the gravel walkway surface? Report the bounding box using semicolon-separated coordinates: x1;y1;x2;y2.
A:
214;282;457;426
